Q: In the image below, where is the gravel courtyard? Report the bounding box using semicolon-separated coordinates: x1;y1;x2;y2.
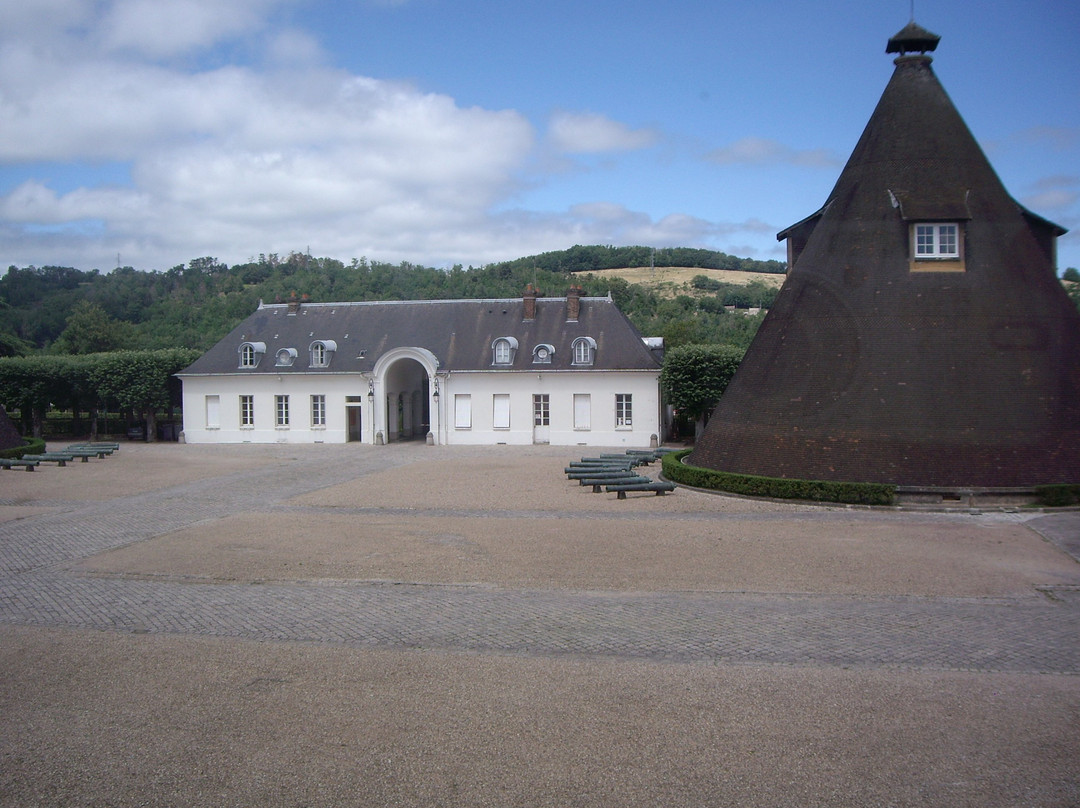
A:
1;441;1078;807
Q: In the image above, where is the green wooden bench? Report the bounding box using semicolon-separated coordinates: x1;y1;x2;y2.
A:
602;452;653;464
566;470;636;480
0;458;40;471
605;481;677;499
21;454;75;467
63;446;114;459
566;464;634;474
581;474;650;492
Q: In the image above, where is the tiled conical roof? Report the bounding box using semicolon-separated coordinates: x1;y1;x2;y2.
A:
689;29;1080;487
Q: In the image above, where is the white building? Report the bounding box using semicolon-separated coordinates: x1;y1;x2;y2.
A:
178;287;664;447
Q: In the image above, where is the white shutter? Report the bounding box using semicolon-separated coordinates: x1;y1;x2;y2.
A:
493;394;510;429
573;394;591;430
454;394;472;429
205;395;220;428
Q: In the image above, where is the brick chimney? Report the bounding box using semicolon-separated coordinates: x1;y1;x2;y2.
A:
565;285;581;321
523;284;538;320
286;292;309;314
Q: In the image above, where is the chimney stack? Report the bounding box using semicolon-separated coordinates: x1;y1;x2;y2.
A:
523;284;538;320
565;285;581;321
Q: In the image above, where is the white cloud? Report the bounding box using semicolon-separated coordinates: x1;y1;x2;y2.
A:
1020;175;1079;213
705;136;839;168
96;0;279;58
0;0;761;270
548;111;659;155
1014;126;1079;152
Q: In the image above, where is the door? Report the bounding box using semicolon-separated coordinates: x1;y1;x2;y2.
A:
532;394;550;444
345;397;363;442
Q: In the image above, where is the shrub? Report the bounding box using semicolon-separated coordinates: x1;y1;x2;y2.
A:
0;437;46;460
662;449;896;506
1034;484;1080;507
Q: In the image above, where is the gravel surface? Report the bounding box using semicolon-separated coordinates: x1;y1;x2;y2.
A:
1;441;1077;807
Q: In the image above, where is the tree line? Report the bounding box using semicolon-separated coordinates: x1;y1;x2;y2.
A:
0;349;199;441
0;246;787;442
1;246;778;356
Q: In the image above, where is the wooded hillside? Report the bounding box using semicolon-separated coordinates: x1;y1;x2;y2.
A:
1;246;784;356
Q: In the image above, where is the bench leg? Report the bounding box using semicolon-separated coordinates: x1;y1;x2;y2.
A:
24;464;34;471
617;490;627;499
81;456;90;462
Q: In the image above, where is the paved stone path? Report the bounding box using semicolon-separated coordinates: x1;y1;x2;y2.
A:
2;448;1079;674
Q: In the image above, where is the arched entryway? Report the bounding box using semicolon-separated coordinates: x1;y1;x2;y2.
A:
371;347;441;444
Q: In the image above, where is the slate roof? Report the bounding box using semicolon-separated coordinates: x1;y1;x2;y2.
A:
179;294;662;376
690;26;1080;488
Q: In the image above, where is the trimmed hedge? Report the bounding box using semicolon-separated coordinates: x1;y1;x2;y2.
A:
0;438;46;460
1034;484;1080;508
662;449;896;506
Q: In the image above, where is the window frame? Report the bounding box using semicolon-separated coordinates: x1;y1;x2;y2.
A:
275;394;290;428
491;337;518;366
615;393;633;428
571;336;596;366
532;343;555;364
310;394;326;428
308;340;336;368
533;393;550;427
239;395;255;428
913;222;960;259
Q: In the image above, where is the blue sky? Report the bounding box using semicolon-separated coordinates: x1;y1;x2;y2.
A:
1;0;1077;273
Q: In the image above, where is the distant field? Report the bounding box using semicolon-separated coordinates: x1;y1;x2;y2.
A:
585;266;786;298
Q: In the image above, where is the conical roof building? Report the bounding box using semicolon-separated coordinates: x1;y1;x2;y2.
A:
690;24;1080;488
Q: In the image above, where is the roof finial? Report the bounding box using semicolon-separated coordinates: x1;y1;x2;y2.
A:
886;20;940;55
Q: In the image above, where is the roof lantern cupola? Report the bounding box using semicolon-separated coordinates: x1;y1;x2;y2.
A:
886;21;940;56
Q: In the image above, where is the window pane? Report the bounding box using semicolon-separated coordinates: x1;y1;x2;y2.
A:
240;395;254;426
311;395;326;426
276;395;289;427
915;225;935;255
616;394;632;427
938;224;957;255
494;341;509;364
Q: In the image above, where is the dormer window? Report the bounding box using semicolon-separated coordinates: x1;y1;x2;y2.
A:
309;340;337;368
275;348;297;367
532;344;555;364
238;341;266;369
914;223;959;258
909;222;965;272
492;337;518;366
571;336;596;366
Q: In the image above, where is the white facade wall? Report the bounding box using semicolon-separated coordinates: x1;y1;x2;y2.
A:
182;367;660;447
437;370;659;447
181;374;374;444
